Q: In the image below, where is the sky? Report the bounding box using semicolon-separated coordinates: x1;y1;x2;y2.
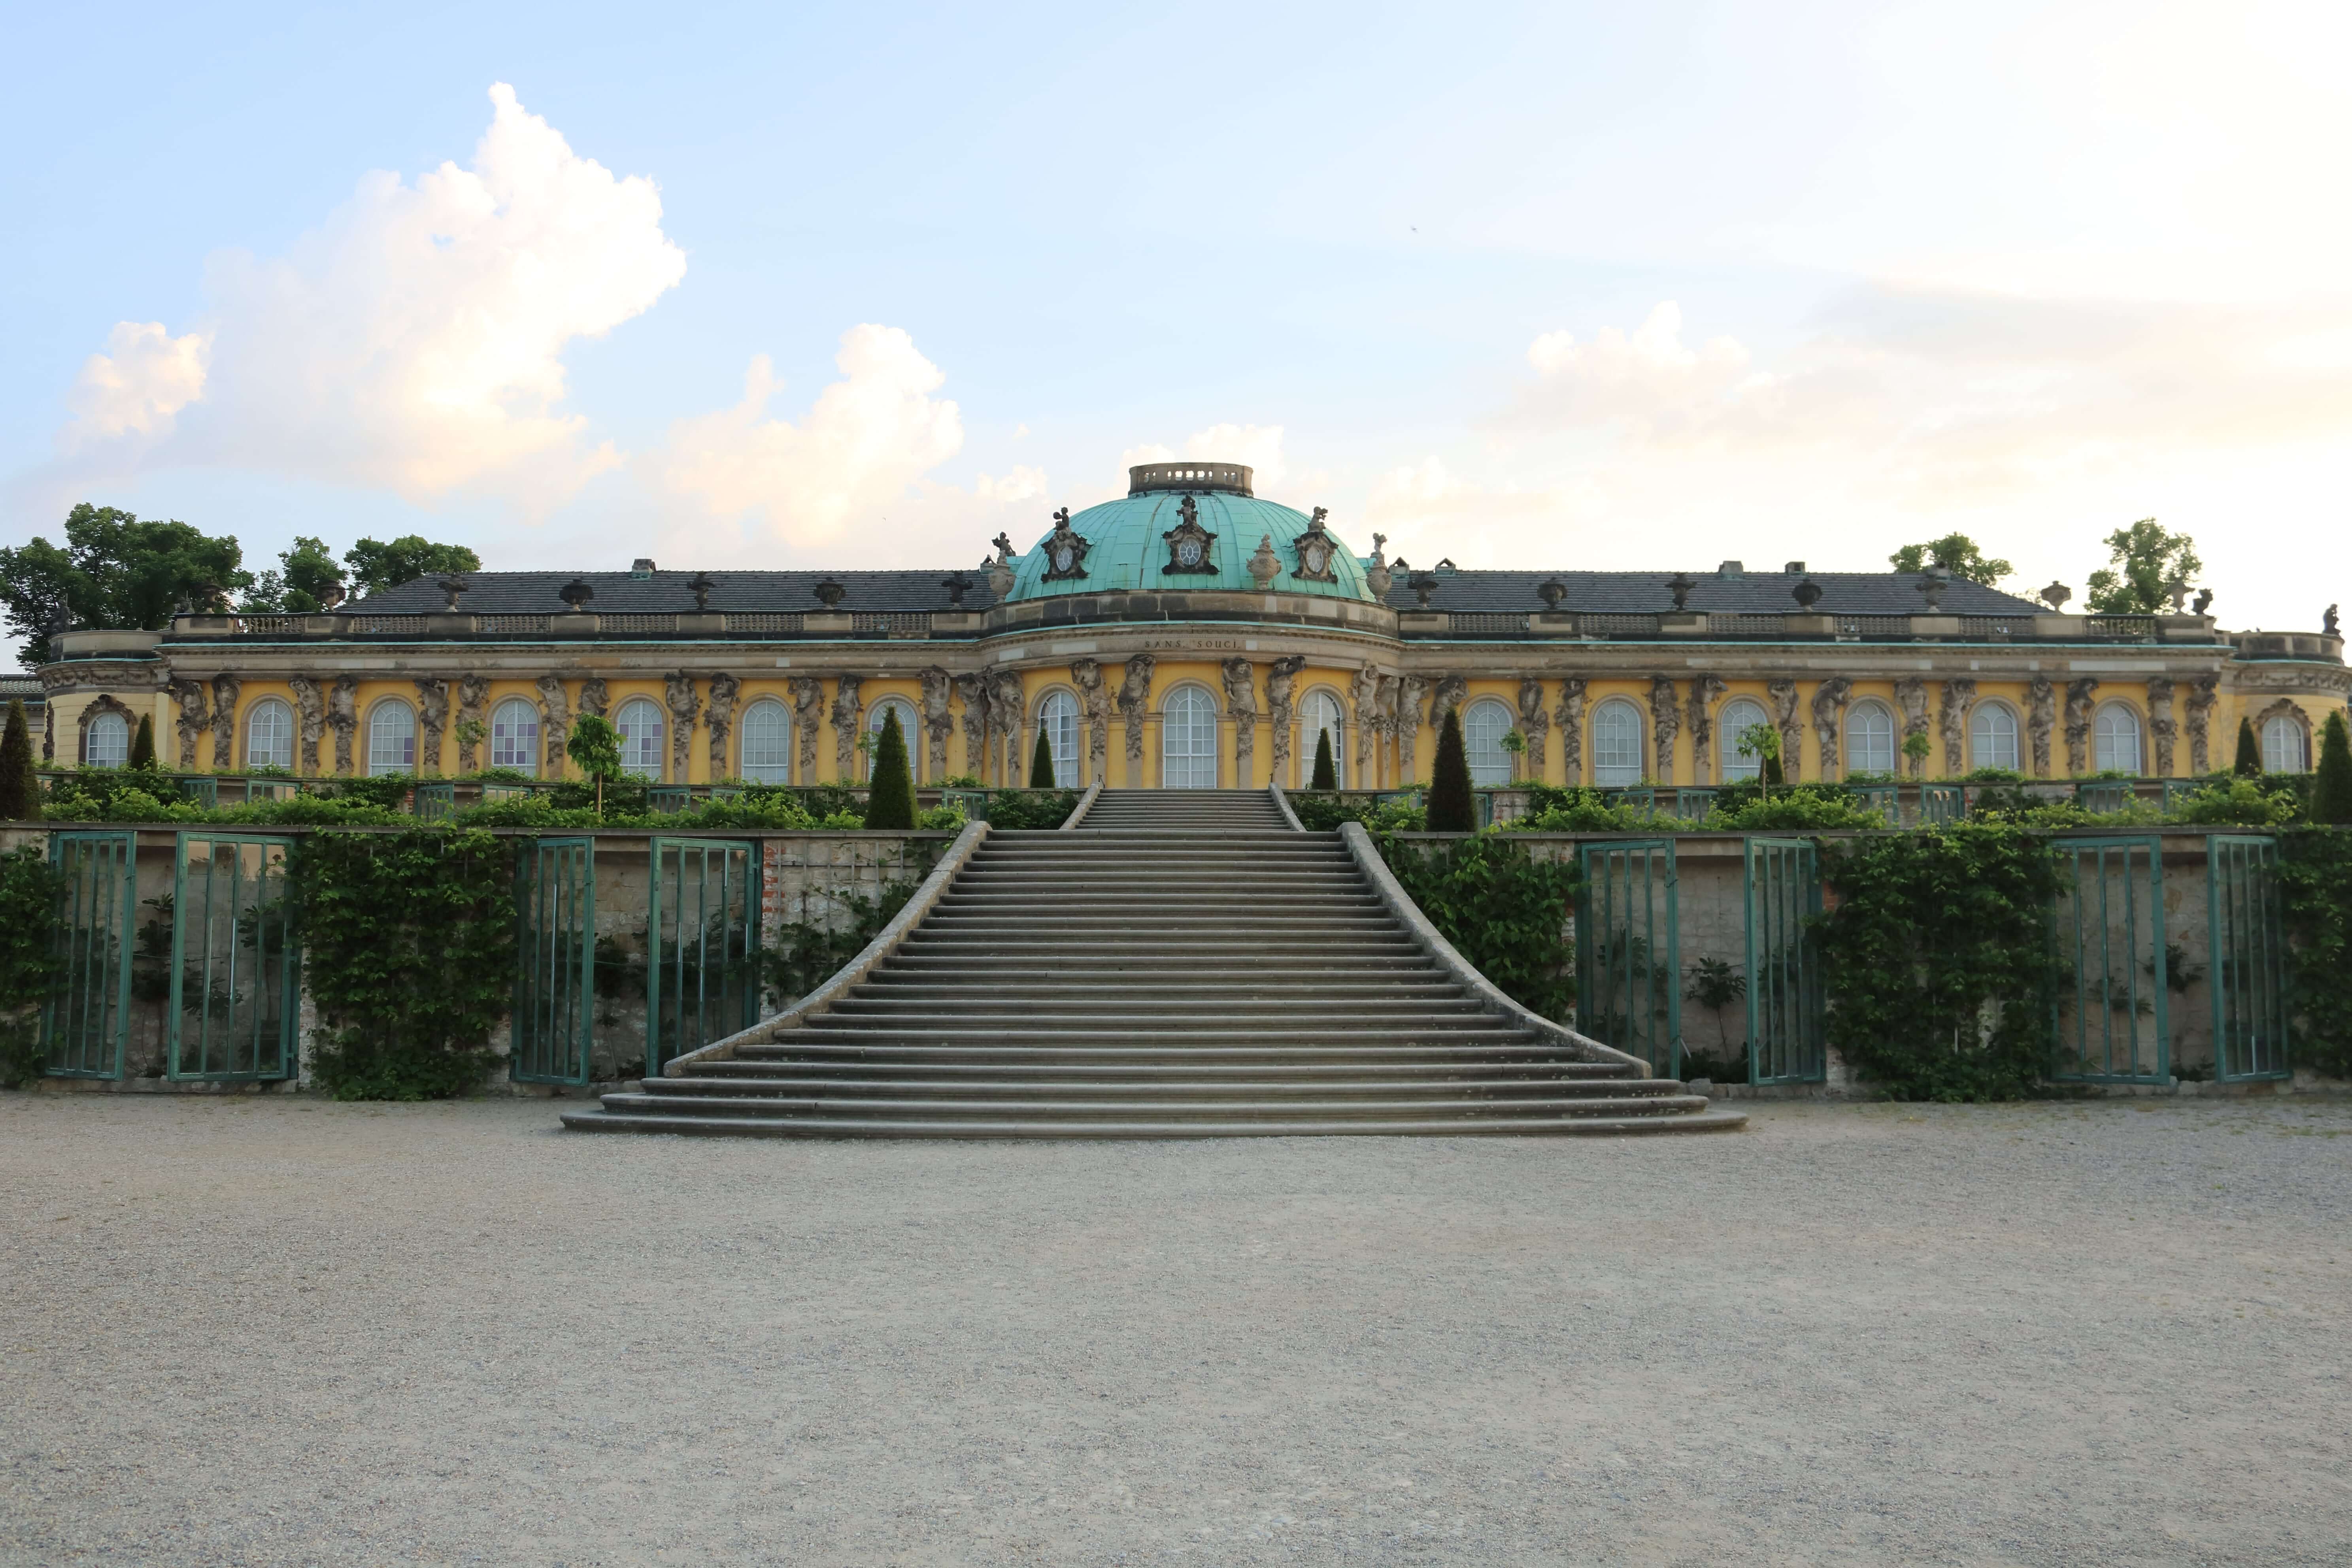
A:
5;0;2348;647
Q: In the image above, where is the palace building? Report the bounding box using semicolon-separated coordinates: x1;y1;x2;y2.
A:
34;461;2351;791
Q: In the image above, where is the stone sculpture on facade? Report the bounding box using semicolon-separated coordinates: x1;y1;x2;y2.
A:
2185;674;2219;773
2026;676;2056;777
534;675;570;777
2146;677;2177;776
987;668;1026;784
1265;657;1305;781
1555;677;1587;783
919;667;956;782
1894;677;1931;779
663;674;701;784
1767;677;1801;783
1686;674;1727;779
289;676;325;776
209;674;240;770
704;673;740;775
1372;676;1401;787
787;677;827;779
414;676;450;775
1517;676;1550;777
328;674;359;775
1396;676;1429;783
2063;679;2100;776
1430;675;1468;732
168;678;209;769
1810;677;1852;778
1350;665;1381;782
1649;676;1681;785
1221;659;1261;787
1937;679;1976;777
1072;658;1112;785
1117;656;1155;768
578;677;609;720
455;675;489;772
830;675;865;782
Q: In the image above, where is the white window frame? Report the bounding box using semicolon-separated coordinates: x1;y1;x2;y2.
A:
739;698;792;784
2261;713;2308;773
615;698;665;781
1300;690;1345;787
2093;703;2143;775
1847;701;1895;776
244;698;294;770
1592;699;1643;787
490;697;540;776
86;711;129;768
1970;703;2020;773
366;700;417;777
1719;698;1771;783
1161;686;1218;789
1462;698;1516;787
1034;691;1080;788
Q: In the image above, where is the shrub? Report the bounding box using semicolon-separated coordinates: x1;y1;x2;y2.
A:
0;846;63;1087
0;701;38;820
2313;713;2352;825
1310;729;1337;791
763;878;925;1005
984;789;1080;829
2280;829;2352;1077
1508;785;1654;832
2171;778;2300;827
865;709;916;829
1291;793;1425;833
1382;834;1578;1020
2235;718;2261;776
128;715;156;770
1029;729;1056;789
1425;710;1474;832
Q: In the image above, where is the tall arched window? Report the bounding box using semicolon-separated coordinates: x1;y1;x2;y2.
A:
244;698;293;770
739;698;791;783
1462;698;1516;787
868;697;920;781
2093;704;2142;774
1719;698;1771;782
1034;691;1080;787
1301;690;1344;787
2262;713;2308;772
615;698;665;781
367;700;417;776
85;710;129;768
1848;701;1895;775
1162;686;1218;788
490;697;540;775
1592;699;1643;787
1971;704;2020;772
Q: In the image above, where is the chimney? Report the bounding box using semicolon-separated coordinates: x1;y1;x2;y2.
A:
630;558;656;579
1717;560;1744;579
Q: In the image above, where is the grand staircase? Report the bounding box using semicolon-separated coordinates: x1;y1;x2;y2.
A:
561;789;1743;1138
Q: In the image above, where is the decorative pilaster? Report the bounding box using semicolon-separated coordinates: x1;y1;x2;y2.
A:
1117;657;1155;785
789;677;827;780
1555;678;1588;784
328;675;359;775
1650;676;1680;785
1517;677;1550;781
2146;677;2177;776
987;669;1025;785
2027;676;2057;778
1894;677;1930;779
209;674;240;770
831;675;865;783
1265;657;1304;785
2185;676;2219;773
1397;676;1429;783
455;675;489;772
415;677;450;776
289;676;325;776
1810;677;1852;779
706;673;740;777
1768;678;1802;783
1937;679;1976;778
920;667;956;783
1350;666;1381;784
168;678;210;770
535;676;571;778
1222;659;1260;788
578;678;609;720
2064;678;2100;776
1686;675;1727;779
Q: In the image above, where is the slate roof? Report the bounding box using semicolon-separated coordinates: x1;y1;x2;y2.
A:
1376;568;2046;617
347;569;999;616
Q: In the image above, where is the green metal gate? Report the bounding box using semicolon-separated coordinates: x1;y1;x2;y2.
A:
646;838;761;1076
2050;836;2168;1083
2208;834;2289;1082
167;834;299;1081
1576;840;1680;1075
1744;837;1825;1085
43;830;139;1079
513;838;595;1085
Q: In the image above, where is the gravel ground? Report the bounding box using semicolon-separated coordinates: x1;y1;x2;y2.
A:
3;1094;2349;1567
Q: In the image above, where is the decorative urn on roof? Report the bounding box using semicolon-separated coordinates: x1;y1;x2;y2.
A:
1365;533;1393;599
1792;577;1823;610
437;574;469;610
1666;572;1695;611
1247;534;1281;591
559;578;595;613
813;577;846;608
1538;577;1567;609
689;571;716;611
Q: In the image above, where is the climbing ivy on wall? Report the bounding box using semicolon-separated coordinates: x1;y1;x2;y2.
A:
0;846;62;1087
2279;828;2352;1078
290;828;518;1100
1382;834;1578;1021
1816;825;2067;1100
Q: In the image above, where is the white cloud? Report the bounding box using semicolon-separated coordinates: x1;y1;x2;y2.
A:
57;83;684;509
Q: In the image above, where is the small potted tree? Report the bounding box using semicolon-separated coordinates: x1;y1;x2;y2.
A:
566;713;622;817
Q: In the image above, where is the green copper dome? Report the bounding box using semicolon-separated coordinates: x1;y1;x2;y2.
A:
1002;463;1377;603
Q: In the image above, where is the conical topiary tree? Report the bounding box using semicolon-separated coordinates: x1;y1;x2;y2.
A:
1427;709;1475;832
2314;711;2352;825
128;713;156;771
1310;728;1337;790
1030;728;1056;788
865;708;916;829
0;700;37;819
2234;717;2261;776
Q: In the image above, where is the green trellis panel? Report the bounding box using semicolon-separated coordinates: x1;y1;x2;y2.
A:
1918;785;1965;825
2075;781;2135;813
645;838;761;1077
512;838;595;1085
1744;837;1825;1085
168;834;300;1082
2208;834;2289;1082
1576;840;1680;1076
1851;784;1898;824
411;783;456;821
43;831;138;1079
2050;836;2168;1084
1674;788;1718;823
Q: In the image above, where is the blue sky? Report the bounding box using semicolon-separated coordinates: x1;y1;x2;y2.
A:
6;0;2347;637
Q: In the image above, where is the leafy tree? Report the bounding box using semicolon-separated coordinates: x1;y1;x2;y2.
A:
2314;713;2352;825
128;714;156;771
344;535;482;600
1889;533;2013;587
566;713;621;813
1427;709;1475;831
865;709;916;829
1029;728;1056;788
0;503;250;666
240;536;347;613
1736;721;1782;796
0;700;37;819
1310;728;1337;790
2085;518;2201;615
2234;718;2261;777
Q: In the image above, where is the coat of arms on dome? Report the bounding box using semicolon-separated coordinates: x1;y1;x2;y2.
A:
1291;506;1339;583
1161;495;1218;575
1040;508;1091;582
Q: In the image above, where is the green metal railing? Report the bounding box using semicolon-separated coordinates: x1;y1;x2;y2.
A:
1609;785;1657;813
2050;836;2168;1083
645;838;761;1076
42;831;138;1079
1576;840;1679;1075
1673;787;1718;823
244;778;299;803
2075;781;2135;813
1744;837;1825;1084
411;782;456;821
942;788;992;822
513;838;596;1085
175;776;219;808
2208;835;2289;1082
167;833;299;1081
648;786;693;815
2160;779;2205;811
479;782;538;805
1918;784;1965;825
1851;784;1899;824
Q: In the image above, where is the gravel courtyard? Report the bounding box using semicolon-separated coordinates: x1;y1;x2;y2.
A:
4;1094;2348;1567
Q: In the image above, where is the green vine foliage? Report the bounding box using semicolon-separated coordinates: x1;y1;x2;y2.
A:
1703;781;1883;831
1510;785;1657;832
291;828;518;1100
763;879;923;1005
1383;834;1578;1020
982;789;1079;829
1289;793;1426;833
2279;828;2352;1077
0;846;63;1087
1817;825;2067;1100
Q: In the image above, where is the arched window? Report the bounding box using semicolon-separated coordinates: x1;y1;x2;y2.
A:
739;698;791;784
1592;699;1643;787
1719;698;1771;782
1848;701;1895;776
1034;691;1080;787
615;698;664;781
86;710;129;768
490;697;540;776
1462;698;1516;787
244;698;293;770
868;696;920;782
1301;690;1344;787
1162;686;1218;788
2262;713;2309;772
366;700;416;776
2093;704;2142;774
1971;704;2020;772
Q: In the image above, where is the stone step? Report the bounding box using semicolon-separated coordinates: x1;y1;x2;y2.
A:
595;1091;1713;1122
828;993;1488;1016
871;955;1450;976
772;1024;1542;1049
643;1074;1669;1100
732;1041;1569;1066
684;1058;1638;1082
561;1110;1749;1139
